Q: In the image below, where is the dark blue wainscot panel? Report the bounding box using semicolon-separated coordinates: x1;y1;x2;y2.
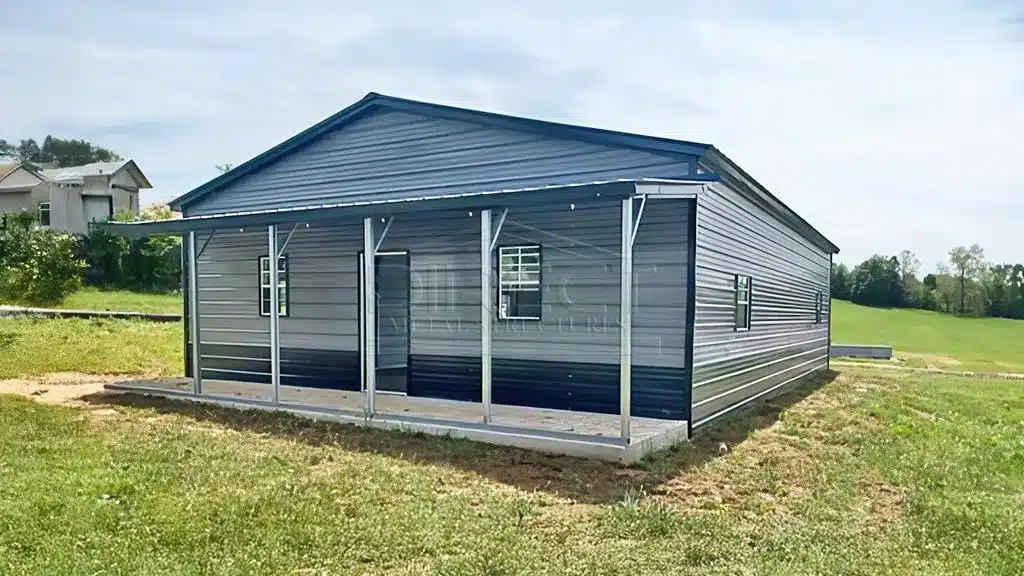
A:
408;354;687;420
197;343;361;391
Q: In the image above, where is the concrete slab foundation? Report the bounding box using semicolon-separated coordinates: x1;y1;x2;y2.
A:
104;378;689;464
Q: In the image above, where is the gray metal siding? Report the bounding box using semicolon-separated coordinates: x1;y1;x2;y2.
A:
691;182;830;428
376;210;481;360
184;109;690;216
191;197;690;387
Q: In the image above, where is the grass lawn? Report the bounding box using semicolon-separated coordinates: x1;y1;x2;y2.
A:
0;287;181;314
831;299;1024;373
1;366;1022;574
55;287;182;314
0;317;181;380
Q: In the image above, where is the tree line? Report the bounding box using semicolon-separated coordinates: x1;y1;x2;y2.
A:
0;136;122;167
831;245;1024;320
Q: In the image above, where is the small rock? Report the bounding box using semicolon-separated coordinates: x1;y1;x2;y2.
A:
30;389;47;396
717;442;729;455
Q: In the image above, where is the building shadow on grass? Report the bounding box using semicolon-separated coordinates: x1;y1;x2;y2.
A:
82;370;837;506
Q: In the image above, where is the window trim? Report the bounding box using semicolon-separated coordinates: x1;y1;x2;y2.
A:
38;202;51;227
734;274;752;331
495;243;543;321
258;254;290;317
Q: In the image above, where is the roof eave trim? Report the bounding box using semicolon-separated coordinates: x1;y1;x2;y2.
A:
123;160;153;189
168;93;384;210
703;148;840;254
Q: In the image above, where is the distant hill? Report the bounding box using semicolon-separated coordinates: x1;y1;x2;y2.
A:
831;299;1024;374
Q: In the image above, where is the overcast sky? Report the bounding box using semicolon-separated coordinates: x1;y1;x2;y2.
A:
1;1;1021;268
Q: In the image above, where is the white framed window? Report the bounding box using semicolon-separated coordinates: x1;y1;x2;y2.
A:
259;255;289;317
38;202;51;227
498;245;542;320
815;291;824;324
734;274;752;330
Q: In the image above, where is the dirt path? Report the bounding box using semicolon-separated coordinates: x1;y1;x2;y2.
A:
0;373;125;406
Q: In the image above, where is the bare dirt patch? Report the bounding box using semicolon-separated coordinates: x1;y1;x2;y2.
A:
0;373;122;407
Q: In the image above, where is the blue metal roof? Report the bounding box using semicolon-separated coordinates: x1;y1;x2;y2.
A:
166;91;838;254
169;92;712;211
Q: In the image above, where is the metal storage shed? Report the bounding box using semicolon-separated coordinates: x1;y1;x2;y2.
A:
103;92;839;462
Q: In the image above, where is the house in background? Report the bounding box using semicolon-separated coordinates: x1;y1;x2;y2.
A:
0;160;152;234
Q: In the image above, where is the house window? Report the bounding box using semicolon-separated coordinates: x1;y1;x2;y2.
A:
38;203;51;226
259;255;289;317
734;275;752;330
498;245;541;320
815;291;824;324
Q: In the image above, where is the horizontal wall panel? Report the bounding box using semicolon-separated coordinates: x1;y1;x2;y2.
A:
692;181;830;429
197;343;360;391
409;355;686;419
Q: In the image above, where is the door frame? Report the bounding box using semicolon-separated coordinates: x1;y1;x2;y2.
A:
357;250;411;395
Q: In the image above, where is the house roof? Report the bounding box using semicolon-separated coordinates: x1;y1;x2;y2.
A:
169;92;838;253
0;161;46;191
40;160;153;189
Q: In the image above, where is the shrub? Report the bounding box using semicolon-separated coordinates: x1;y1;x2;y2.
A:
0;228;85;305
79;206;181;293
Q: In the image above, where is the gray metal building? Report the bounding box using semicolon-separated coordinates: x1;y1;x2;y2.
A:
106;92;839;461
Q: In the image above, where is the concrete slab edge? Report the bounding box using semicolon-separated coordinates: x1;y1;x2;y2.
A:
102;383;689;464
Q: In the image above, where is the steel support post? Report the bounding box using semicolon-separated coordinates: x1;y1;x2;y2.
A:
188;231;202;395
619;199;634;443
362;217;377;416
481;209;492;423
268;225;281;404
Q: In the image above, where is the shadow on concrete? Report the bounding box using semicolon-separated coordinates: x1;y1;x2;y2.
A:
82;370;838;505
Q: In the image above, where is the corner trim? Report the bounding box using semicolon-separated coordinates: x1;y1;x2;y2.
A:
683;197;698;433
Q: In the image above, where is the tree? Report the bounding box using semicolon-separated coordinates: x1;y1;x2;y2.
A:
215;163;234;174
830;262;850;300
948;244;986;315
849;254;904;308
0;135;121;167
897;250;920;282
923;273;937;290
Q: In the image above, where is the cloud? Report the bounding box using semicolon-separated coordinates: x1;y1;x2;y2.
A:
1;0;1020;268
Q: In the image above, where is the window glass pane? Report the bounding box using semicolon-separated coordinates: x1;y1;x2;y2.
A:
498;246;542;319
516;290;542;318
261;271;270;286
278;257;287;272
260;257;269;272
735;303;749;328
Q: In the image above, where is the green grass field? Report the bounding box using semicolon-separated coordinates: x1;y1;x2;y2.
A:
0;317;181;380
0;287;181;314
55;287;182;314
831;299;1024;373
1;298;1022;573
1;367;1022;574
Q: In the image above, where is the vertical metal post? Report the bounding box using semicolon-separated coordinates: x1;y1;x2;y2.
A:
362;217;377;416
619;198;633;443
480;209;492;423
187;231;202;395
268;225;281;404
